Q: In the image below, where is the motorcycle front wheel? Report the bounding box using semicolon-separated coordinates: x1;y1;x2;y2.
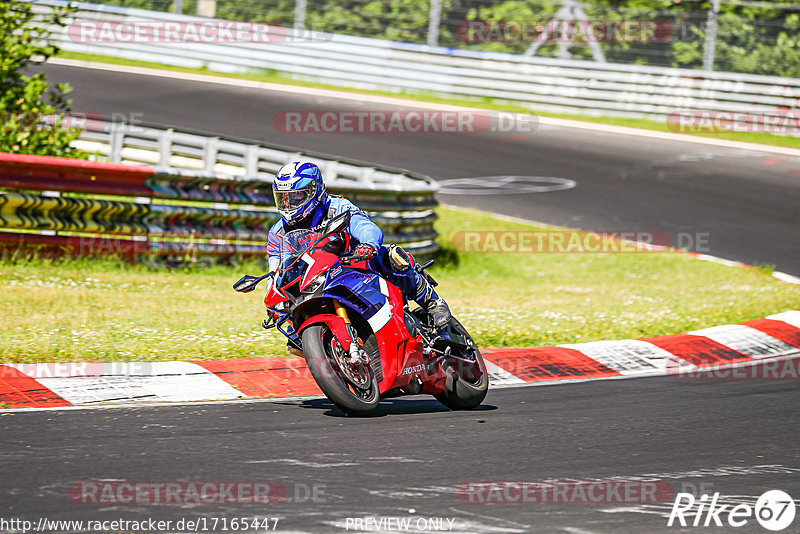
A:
302;325;380;416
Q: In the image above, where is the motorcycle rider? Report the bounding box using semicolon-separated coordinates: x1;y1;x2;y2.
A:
267;161;451;333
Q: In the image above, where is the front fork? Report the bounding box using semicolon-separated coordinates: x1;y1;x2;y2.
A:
334;301;364;364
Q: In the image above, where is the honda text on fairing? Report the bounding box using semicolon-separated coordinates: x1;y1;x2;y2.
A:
233;211;488;416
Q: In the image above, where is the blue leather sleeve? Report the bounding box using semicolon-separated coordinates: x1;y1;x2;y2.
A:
349;213;384;249
329;197;384;249
266;219;283;272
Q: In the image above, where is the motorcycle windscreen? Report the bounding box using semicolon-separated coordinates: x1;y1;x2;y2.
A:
276;229;320;288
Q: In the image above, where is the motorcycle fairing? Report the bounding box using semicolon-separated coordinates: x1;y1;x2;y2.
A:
322;267;429;393
321;268;393;333
296;313;352;351
265;243;446;396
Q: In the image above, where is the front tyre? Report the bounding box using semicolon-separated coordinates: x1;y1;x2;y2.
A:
302;325;379;416
435;318;489;410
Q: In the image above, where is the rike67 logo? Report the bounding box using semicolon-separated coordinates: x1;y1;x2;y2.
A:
668;490;796;530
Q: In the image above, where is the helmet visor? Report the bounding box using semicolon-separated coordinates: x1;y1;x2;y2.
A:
274;183;315;215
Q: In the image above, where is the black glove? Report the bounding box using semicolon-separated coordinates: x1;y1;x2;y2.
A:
351;243;377;261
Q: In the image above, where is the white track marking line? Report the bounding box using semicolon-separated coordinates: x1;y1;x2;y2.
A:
692;254;746;268
0;393;326;413
772;271;800;284
48;57;800;157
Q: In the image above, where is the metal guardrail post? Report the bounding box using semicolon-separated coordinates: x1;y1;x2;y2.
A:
245;145;259;175
427;0;441;47
203;137;219;173
703;0;722;72
109;123;124;163
323;160;339;182
359;167;375;185
158;129;174;167
294;0;307;31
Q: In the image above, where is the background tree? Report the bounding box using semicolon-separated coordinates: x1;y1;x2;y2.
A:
0;0;85;157
79;0;800;76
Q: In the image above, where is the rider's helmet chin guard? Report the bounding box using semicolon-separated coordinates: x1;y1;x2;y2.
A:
273;161;328;225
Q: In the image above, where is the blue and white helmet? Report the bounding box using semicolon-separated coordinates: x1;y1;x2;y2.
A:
273;161;327;224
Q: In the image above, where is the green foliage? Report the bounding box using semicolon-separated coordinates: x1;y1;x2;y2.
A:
82;0;798;76
456;0;799;75
703;8;800;76
0;0;86;157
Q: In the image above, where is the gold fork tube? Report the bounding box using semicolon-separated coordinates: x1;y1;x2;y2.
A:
334;301;351;324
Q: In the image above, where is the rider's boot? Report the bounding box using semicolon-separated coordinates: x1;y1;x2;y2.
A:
414;277;451;329
287;339;304;357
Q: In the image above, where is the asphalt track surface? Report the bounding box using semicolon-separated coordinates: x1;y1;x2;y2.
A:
2;378;799;533
4;63;797;533
37;63;800;276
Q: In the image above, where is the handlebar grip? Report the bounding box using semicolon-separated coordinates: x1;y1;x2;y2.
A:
340;251;375;266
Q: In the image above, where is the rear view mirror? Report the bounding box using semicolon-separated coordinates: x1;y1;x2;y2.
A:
233;274;270;293
323;211;351;236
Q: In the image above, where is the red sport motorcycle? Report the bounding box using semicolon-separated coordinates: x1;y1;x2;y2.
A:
233;212;488;416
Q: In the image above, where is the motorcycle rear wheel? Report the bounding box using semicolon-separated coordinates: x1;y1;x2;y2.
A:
302;325;380;416
434;318;489;410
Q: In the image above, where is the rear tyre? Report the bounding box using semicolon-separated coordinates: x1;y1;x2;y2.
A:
302;325;379;416
435;318;489;410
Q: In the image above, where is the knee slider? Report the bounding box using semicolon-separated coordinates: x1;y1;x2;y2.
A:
387;244;414;273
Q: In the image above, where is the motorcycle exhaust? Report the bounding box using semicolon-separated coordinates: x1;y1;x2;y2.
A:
401;375;424;395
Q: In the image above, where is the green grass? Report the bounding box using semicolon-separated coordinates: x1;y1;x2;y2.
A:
59;51;800;150
1;207;798;363
433;207;800;347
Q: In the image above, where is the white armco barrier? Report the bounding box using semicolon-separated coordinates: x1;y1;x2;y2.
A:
33;0;800;131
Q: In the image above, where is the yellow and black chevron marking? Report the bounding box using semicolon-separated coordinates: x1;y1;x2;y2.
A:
146;204;279;240
0;192;148;234
147;174;436;212
0;167;438;261
148;174;274;205
0;191;434;245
